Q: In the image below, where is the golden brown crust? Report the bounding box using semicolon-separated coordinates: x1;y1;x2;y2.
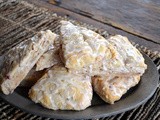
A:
29;65;93;110
92;75;141;104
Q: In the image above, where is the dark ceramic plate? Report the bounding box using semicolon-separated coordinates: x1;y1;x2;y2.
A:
0;53;159;119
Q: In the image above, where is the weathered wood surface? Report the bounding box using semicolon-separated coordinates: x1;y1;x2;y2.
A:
0;1;60;55
53;0;160;44
26;0;160;52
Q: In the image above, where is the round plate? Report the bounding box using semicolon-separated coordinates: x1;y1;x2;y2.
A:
0;53;159;119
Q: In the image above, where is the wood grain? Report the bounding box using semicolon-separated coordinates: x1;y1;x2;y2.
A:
26;0;160;52
54;0;160;44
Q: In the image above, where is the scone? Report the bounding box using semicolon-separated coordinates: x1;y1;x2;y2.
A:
0;30;57;95
60;21;115;73
29;65;92;110
92;75;141;104
107;35;147;75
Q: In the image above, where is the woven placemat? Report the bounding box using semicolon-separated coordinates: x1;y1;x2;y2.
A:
0;0;160;120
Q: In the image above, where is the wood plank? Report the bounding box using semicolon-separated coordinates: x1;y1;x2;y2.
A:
26;0;160;52
51;0;160;44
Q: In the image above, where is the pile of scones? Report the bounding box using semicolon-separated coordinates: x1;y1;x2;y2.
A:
0;21;147;110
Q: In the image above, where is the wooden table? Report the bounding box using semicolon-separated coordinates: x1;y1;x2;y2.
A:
27;0;160;52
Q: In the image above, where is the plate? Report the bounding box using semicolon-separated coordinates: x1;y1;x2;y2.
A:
0;53;159;119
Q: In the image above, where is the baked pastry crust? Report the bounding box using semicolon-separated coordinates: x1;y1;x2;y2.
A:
92;75;141;104
60;21;115;73
29;65;92;110
107;35;147;75
0;30;57;95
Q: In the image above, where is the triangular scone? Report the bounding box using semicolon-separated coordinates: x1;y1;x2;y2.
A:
29;65;92;110
107;35;147;75
60;21;115;72
92;75;141;104
0;30;57;95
